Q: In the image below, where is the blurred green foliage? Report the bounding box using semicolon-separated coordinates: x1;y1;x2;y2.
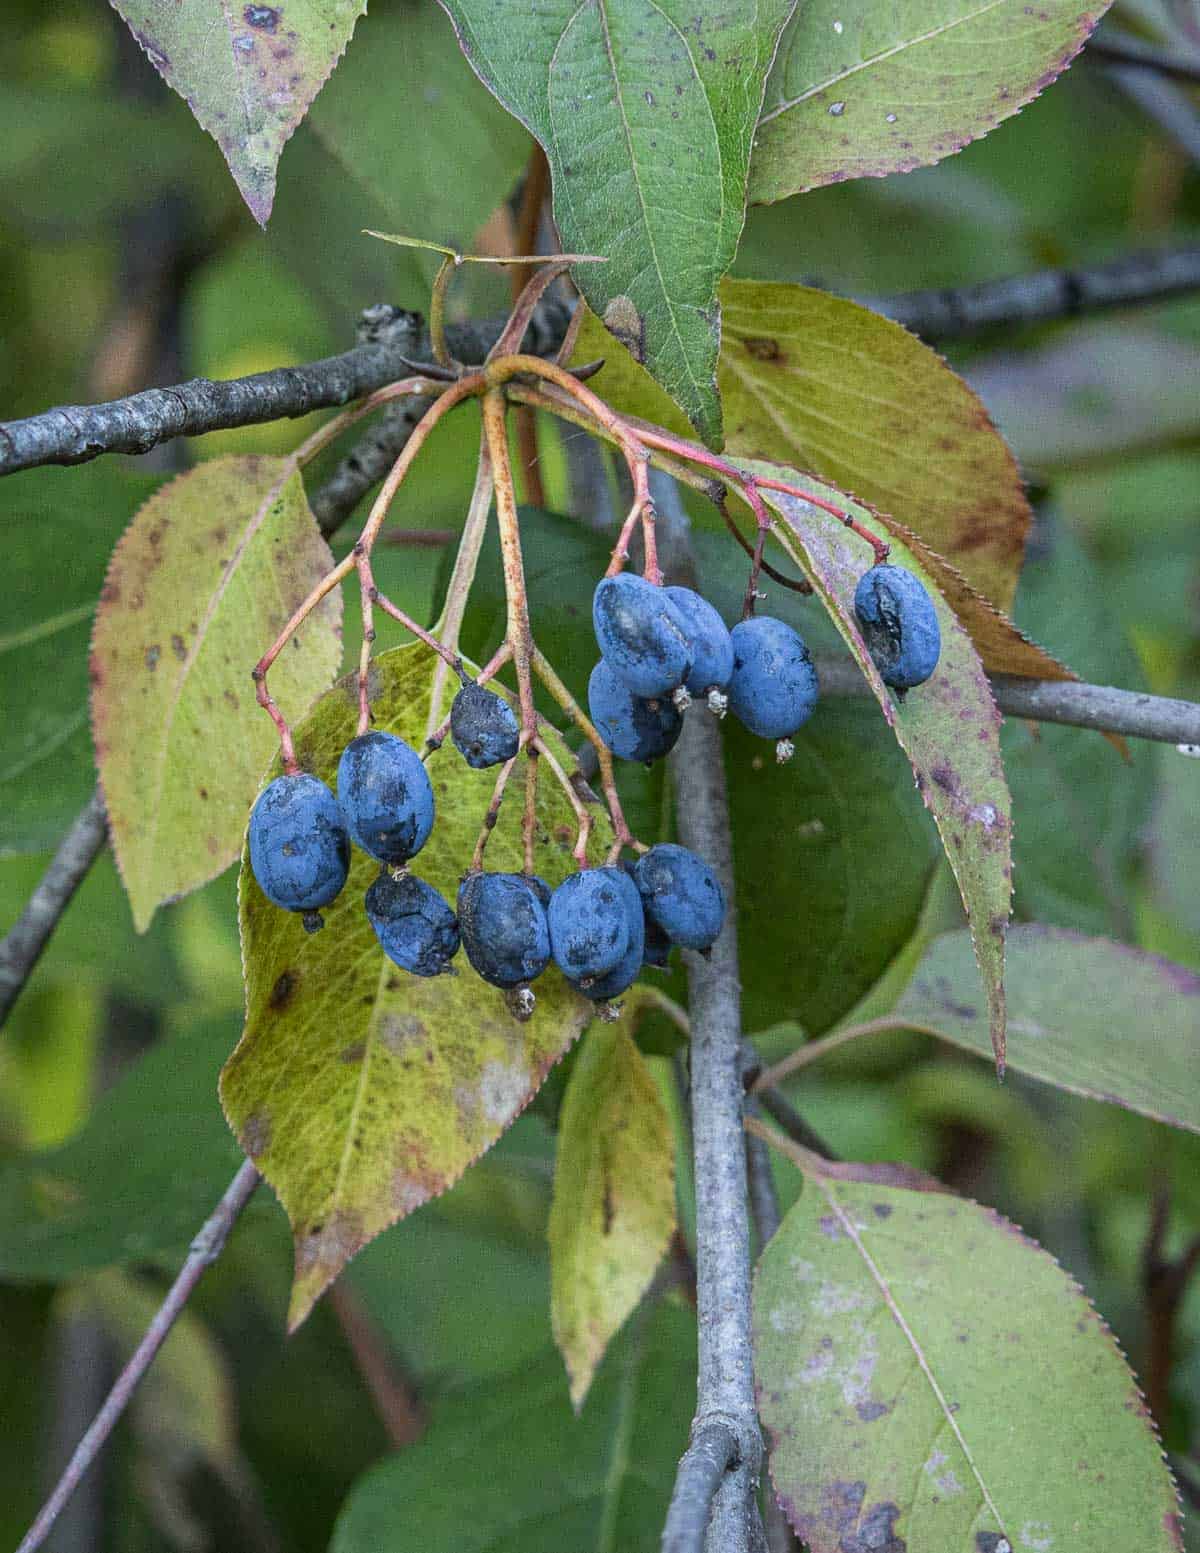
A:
1;0;1199;1546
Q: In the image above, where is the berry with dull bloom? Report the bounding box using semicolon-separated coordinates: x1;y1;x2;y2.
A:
727;616;819;741
450;682;520;768
548;866;643;983
588;659;682;764
633;842;725;952
248;773;349;931
853;564;941;690
457;871;551;989
665;586;734;697
337;731;435;866
365;871;460;977
593;573;693;698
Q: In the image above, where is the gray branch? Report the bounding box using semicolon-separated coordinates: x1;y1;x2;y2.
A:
813;656;1200;747
16;1157;261;1553
0;789;108;1028
0;300;571;478
868;242;1200;340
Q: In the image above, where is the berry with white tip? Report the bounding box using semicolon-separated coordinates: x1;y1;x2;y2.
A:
665;586;734;696
727;616;819;740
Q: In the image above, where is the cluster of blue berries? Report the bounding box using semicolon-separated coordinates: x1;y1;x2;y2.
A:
587;562;940;766
247;679;726;1014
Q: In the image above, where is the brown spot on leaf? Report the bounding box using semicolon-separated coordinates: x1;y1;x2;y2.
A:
171;633;187;661
242;1109;272;1157
268;969;299;1010
603;295;646;363
855;1399;889;1421
244;3;280;29
742;336;782;362
339;1041;367;1064
378;1012;426;1055
145;644;161;672
223;688;239;709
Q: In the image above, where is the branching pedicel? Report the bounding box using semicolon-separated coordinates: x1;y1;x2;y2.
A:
246;255;935;1014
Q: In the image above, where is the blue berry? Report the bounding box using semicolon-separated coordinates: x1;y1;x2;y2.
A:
665;587;734;695
588;659;682;764
622;859;673;969
337;731;435;865
633;843;725;952
853;564;941;690
450;683;520;769
248;773;349;929
593;573;693;697
548;866;643;983
728;617;819;740
457;872;551;988
571;915;645;1002
365;872;459;977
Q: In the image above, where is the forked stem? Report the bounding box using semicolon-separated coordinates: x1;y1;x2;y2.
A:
481;389;539;744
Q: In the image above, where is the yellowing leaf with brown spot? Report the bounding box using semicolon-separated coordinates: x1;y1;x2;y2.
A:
549;1015;675;1409
90;456;342;932
221;644;609;1330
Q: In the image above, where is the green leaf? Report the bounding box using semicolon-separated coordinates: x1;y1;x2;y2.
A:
0;1017;252;1282
221;644;608;1331
437;0;794;444
753;1145;1181;1549
331;1301;696;1553
750;0;1110;203
112;0;366;225
269;0;530;326
892;924;1200;1134
90;455;343;932
719;279;1030;611
2;463;158;854
749;461;1012;1070
550;1017;675;1408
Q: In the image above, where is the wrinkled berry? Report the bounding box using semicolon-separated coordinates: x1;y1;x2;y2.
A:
665;586;734;695
457;872;551;989
588;659;682;764
633;843;725;952
248;773;349;925
622;859;673;969
450;682;520;769
853;564;941;690
593;573;693;697
728;616;819;740
365;871;459;977
548;866;643;983
337;731;435;865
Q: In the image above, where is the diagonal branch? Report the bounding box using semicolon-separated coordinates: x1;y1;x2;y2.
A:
0;300;571;479
867;242;1200;340
15;1158;261;1553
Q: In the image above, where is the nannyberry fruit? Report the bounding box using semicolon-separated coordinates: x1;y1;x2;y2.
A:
457;872;551;989
665;586;734;696
588;659;682;764
569;906;645;1002
592;573;693;698
728;616;819;740
337;731;435;865
365;871;460;977
633;843;725;953
450;682;520;769
853;564;941;690
248;773;349;930
548;866;643;983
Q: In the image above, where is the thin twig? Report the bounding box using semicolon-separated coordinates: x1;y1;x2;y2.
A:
0;300;571;479
0;788;108;1029
867;241;1200;340
16;1158;261;1553
328;1282;426;1448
